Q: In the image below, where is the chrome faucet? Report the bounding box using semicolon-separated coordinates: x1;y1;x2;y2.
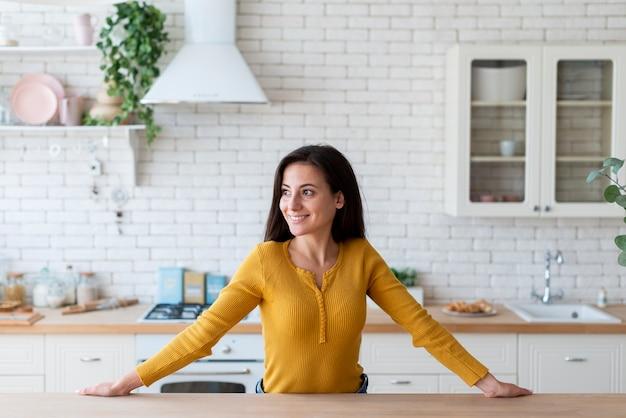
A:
531;250;564;304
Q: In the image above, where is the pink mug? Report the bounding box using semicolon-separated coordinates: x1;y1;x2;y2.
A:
59;96;85;126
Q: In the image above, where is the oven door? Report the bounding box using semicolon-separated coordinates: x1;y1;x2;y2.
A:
138;361;264;394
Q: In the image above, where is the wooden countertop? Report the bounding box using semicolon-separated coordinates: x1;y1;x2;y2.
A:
1;304;626;334
3;393;626;418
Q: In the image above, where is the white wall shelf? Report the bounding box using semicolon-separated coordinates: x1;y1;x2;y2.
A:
556;156;605;163
557;100;612;107
0;46;98;54
471;100;526;107
470;156;526;163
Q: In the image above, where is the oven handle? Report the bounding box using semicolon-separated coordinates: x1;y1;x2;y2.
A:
173;368;252;376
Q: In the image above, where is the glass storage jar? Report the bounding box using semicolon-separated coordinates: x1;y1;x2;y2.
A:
4;272;25;303
76;272;98;305
32;268;52;308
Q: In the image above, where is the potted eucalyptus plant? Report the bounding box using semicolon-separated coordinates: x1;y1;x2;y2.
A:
587;157;626;265
85;1;169;145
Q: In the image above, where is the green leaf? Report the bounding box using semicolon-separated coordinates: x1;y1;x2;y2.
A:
618;252;626;267
616;235;626;251
586;169;604;184
603;157;624;174
604;185;621;202
616;196;626;208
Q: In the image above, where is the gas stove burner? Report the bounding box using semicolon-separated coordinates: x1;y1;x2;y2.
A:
140;303;261;324
142;303;211;322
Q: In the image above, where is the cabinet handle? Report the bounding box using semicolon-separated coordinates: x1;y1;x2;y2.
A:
390;380;412;385
544;205;551;212
564;357;587;362
80;357;102;363
533;205;540;212
221;345;232;354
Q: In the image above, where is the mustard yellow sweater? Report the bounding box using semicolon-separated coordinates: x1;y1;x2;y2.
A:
136;239;489;393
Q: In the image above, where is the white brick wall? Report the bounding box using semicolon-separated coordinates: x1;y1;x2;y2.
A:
0;0;625;305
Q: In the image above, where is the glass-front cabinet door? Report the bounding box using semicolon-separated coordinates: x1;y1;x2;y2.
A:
446;45;541;217
541;46;626;217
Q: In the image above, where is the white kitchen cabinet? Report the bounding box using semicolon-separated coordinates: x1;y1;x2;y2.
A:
45;335;135;393
446;44;626;217
0;335;44;376
519;334;626;393
0;335;45;393
360;333;516;394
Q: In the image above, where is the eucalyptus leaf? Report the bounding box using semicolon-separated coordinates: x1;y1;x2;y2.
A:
586;169;604;184
616;195;626;208
603;157;624;174
618;252;626;267
616;235;626;251
604;185;621;202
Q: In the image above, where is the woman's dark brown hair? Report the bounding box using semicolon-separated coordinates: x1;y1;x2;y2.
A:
264;145;365;242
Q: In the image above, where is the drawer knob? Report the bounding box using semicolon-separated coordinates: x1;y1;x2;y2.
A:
221;345;232;354
80;357;102;362
564;356;587;362
390;380;412;385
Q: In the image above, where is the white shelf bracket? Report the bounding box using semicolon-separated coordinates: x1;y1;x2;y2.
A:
126;128;140;187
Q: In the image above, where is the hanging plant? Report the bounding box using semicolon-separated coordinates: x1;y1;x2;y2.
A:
86;1;169;145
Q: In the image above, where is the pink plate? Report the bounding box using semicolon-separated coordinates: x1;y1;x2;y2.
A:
19;73;65;101
11;81;58;125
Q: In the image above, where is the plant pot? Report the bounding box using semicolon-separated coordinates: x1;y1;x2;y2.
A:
89;103;124;122
471;60;526;101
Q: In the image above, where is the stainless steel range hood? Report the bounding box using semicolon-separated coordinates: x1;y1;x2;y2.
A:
141;0;268;105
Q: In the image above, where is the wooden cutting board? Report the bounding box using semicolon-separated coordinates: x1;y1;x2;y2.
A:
0;311;44;326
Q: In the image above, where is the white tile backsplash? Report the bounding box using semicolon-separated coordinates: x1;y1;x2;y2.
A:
0;0;626;304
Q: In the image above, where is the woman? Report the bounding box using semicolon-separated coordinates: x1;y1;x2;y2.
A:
79;145;531;397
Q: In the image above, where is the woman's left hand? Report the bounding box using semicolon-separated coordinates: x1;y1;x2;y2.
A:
475;373;533;398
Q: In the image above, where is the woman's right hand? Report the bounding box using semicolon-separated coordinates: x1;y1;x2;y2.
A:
77;370;143;397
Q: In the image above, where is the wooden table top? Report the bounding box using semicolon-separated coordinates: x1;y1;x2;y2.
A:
3;393;626;418
1;303;625;334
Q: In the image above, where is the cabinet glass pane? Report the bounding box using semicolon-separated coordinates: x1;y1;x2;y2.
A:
470;60;527;203
555;60;612;203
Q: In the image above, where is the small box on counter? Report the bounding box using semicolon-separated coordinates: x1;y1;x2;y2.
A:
206;274;227;304
183;271;206;304
157;267;184;304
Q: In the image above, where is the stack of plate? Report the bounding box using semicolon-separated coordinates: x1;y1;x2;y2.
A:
10;74;65;125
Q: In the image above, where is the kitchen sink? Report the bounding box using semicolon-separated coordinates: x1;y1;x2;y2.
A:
505;303;622;323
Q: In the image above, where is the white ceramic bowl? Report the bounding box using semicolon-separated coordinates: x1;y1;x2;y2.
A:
472;61;527;101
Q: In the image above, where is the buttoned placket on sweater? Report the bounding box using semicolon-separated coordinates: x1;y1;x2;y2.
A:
284;241;344;345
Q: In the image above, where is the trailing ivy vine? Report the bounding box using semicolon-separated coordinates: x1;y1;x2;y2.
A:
90;1;169;144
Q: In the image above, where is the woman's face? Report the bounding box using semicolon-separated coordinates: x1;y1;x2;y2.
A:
279;162;344;238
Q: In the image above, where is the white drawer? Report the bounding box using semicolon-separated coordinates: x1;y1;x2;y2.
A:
439;373;517;394
45;335;135;393
0;335;44;375
519;334;626;393
0;375;44;393
367;374;438;394
360;333;516;374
